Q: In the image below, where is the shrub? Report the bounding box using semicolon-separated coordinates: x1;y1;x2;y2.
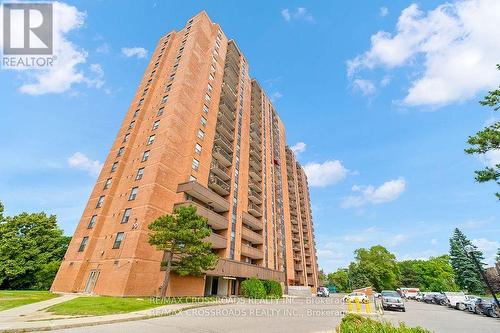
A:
261;280;283;298
241;277;266;299
338;314;430;333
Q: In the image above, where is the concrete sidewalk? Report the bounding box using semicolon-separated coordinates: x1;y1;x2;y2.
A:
0;297;227;332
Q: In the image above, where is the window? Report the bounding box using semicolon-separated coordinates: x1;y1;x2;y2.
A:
128;121;135;129
112;232;125;249
135;168;145;180
78;236;89;252
87;215;97;229
111;162;118;172
121;209;131;223
147;135;155;145
165;84;172;92
203;105;209;114
197;129;204;140
173;63;178;71
123;133;130;143
142;88;148;96
210;64;215;72
189;175;197;182
117;147;125;157
146;79;152;86
157;107;164;116
103;178;112;190
141;150;150;162
209;73;214;81
200;116;207;127
133;110;140;118
204;94;211;102
96;196;105;208
207;83;213;94
192;159;199;171
152;120;160;130
129;187;138;200
161;95;169;103
138;98;144;106
168;74;175;82
195;143;202;155
154;62;159;68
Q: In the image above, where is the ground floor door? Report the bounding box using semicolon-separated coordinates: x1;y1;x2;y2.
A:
84;269;100;293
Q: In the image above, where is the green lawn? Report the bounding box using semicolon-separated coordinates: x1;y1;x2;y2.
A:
46;296;217;316
0;290;60;311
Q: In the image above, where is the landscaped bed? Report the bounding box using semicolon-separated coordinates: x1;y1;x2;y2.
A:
0;290;60;311
46;295;217;316
338;314;430;333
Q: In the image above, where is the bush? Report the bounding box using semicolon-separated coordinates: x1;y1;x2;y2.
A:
338;314;430;333
241;277;266;299
261;280;283;298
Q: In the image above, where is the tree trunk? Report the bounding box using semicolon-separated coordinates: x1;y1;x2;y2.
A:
160;250;173;297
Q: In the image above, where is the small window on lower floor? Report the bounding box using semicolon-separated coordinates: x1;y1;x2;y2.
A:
192;158;199;171
112;232;125;249
121;208;131;224
135;167;145;180
195;143;202;155
78;236;89;252
189;175;197;182
87;215;97;229
96;196;105;208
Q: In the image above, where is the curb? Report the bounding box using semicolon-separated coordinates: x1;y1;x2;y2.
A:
0;301;225;333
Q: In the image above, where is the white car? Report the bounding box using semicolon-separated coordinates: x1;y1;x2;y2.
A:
445;292;477;310
343;292;369;303
464;295;480;312
415;292;424;302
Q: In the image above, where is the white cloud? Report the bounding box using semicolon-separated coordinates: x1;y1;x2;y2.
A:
67;152;103;177
347;0;500;107
96;43;110;54
389;233;409;246
379;6;389;17
472;238;500;266
121;47;148;59
85;63;104;89
281;7;315;23
353;79;376;96
341;177;406;208
270;91;283;102
290;142;306;155
304;160;350;187
480;149;500;167
14;2;101;95
380;75;392;87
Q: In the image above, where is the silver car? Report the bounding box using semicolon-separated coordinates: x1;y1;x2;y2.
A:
381;290;406;312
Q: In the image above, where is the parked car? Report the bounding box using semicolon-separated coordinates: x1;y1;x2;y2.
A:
316;287;330;297
343;292;369;303
432;293;448;306
474;298;500;318
381;290;406;312
400;288;420;299
423;292;440;303
444;292;472;310
464;296;480;312
415;292;424;302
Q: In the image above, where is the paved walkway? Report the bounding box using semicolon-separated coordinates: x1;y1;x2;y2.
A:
0;295;227;332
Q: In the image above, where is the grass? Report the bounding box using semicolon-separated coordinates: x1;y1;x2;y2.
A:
338;314;430;333
0;290;60;311
46;296;217;316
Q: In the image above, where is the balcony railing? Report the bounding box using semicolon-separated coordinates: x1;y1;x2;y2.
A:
205;232;227;249
242;211;263;230
249;148;261;161
248;189;262;204
247;202;262;217
249;181;262;193
218;111;235;131
249;169;262;182
212;144;233;167
208;173;230;196
210;160;230;181
241;244;263;260
216;122;234;143
174;201;228;230
241;227;263;245
219;102;235;119
295;264;304;271
214;133;233;154
249;157;261;172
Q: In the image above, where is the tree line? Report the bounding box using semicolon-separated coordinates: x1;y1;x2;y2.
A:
325;228;499;295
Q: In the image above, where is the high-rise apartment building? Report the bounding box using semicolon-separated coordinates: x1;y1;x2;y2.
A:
51;11;318;297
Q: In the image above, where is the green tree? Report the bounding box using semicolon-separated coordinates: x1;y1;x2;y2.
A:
399;256;458;292
348;262;370;290
449;228;485;294
327;269;350;292
148;205;219;296
351;245;400;291
465;64;500;199
318;268;326;286
0;207;70;290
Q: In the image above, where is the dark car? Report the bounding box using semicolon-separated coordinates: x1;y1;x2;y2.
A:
423;293;438;303
474;298;500;318
432;293;448;306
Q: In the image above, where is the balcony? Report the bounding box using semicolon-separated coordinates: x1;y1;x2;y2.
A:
177;181;229;212
216;122;234;143
241;244;263;260
241;227;263;245
248;181;262;193
248;189;262;204
291;218;298;225
242;211;263;230
249;157;261;172
219;102;235;119
249;169;262;182
248;202;262;217
215;133;233;154
295;264;303;271
290;209;297;217
221;89;237;106
208;173;230;196
174;201;228;230
218;111;235;131
292;235;300;242
212;145;232;167
223;70;238;88
205;232;227;249
249;148;261;161
210;160;231;181
250;137;261;151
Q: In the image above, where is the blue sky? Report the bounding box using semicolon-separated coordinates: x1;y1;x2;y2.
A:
0;0;499;272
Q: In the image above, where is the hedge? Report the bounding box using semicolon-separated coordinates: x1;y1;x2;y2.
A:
261;279;283;298
241;277;267;299
338;314;430;333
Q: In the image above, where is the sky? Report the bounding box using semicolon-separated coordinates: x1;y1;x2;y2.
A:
0;0;499;273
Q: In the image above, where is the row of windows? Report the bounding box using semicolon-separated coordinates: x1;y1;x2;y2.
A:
78;231;124;252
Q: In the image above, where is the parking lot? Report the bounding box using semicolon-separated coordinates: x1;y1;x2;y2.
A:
383;300;500;333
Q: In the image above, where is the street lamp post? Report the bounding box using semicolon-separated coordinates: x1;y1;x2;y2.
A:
464;245;500;308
